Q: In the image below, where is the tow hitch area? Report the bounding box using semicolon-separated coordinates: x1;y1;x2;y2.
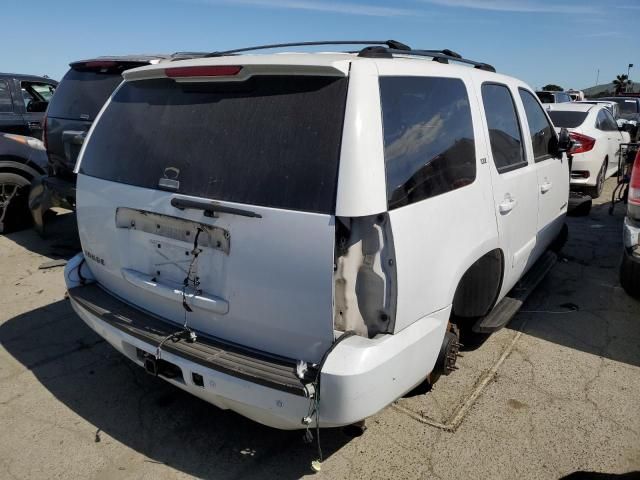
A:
137;348;183;380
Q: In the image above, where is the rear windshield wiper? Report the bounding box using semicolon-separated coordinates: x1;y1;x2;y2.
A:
171;197;262;219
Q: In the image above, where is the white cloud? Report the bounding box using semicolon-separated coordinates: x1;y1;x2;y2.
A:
578;31;624;38
200;0;418;17
423;0;598;14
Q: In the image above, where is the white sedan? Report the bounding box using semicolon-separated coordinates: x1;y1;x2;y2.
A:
547;103;629;198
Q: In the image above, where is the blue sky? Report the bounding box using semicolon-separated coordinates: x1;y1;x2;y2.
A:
3;0;639;90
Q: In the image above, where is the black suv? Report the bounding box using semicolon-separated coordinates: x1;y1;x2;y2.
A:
600;97;640;141
0;73;57;139
29;56;177;233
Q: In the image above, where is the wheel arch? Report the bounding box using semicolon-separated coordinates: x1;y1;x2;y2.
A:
451;247;505;318
0;155;45;181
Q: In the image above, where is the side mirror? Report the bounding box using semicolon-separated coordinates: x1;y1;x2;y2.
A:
556;128;573;158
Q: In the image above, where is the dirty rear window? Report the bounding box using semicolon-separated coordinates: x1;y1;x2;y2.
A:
47;68;124;120
80;75;348;214
547;110;588;128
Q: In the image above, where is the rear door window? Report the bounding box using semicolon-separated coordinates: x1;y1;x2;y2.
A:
80;76;348;214
47;68;124;120
519;88;556;162
379;76;476;209
482;83;527;173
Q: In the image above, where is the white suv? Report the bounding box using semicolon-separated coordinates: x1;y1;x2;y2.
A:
64;41;571;430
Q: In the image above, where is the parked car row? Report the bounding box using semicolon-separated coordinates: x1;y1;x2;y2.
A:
29;55;182;233
1;54;202;233
546;102;633;197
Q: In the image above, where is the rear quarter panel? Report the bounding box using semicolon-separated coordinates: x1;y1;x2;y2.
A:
374;65;499;332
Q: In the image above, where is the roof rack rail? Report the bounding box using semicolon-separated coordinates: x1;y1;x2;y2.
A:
204;40;411;57
201;40;496;73
359;47;495;72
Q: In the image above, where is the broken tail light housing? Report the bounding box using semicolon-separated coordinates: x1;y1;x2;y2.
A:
569;132;595;154
165;66;243;78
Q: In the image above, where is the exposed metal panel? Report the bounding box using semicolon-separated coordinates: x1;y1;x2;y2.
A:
115;207;230;254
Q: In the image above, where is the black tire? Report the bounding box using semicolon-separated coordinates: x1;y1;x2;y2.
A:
584;159;607;199
0;172;32;234
620;252;640;299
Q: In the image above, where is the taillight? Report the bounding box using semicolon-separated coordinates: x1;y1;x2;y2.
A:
83;60;118;69
165;65;242;78
569;132;596;154
629;150;640;207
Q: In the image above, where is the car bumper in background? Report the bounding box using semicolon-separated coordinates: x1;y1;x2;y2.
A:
569;153;600;187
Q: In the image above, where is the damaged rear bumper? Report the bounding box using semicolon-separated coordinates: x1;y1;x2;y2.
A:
66;258;449;429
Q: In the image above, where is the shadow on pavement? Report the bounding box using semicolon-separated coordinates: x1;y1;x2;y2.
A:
0;299;350;479
508;201;640;368
3;209;80;259
561;472;640;480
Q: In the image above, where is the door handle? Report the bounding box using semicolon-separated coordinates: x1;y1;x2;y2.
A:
498;195;517;214
540;181;552;194
28;121;41;129
121;268;229;315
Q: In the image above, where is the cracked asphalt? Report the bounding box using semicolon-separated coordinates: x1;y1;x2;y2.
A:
1;179;639;479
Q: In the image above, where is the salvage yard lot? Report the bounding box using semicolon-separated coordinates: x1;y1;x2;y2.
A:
1;179;639;480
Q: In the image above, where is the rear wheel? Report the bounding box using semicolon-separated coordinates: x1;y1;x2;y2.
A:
620;252;640;299
0;172;32;234
584;159;606;199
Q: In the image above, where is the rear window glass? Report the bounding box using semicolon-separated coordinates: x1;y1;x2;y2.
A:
380;76;476;210
606;98;639;115
80;76;348;214
47;68;124;120
536;92;555;104
548;110;588;128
